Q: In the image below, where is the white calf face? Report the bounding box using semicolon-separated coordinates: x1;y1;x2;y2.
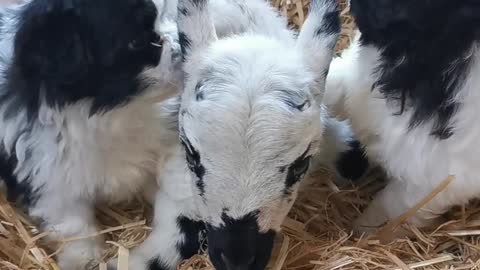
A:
174;0;339;268
180;36;321;232
178;35;322;270
180;35;322;230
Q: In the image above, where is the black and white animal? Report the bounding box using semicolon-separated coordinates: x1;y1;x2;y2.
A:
108;0;347;269
325;0;480;231
0;0;179;268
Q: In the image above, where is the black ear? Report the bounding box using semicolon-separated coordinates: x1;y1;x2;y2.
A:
11;0;93;107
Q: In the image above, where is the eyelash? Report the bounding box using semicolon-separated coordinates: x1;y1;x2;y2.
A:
291;156;311;179
284;145;312;190
181;138;205;179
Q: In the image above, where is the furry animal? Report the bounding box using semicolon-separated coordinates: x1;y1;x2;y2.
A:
324;0;480;231
108;0;344;269
0;0;178;268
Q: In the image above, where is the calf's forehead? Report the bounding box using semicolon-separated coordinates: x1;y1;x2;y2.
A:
180;91;321;163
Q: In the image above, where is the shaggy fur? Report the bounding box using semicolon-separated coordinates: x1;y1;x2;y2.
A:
324;0;480;231
111;0;345;269
0;0;177;268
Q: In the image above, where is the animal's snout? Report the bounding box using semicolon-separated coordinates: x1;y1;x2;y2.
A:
207;228;275;270
206;213;276;270
221;253;255;270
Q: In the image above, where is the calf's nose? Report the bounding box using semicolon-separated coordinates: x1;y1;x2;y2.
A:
221;253;255;270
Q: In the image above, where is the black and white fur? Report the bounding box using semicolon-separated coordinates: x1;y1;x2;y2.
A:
324;0;480;231
0;0;179;268
111;0;344;269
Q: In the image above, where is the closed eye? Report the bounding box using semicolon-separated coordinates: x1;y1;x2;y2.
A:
283;144;312;192
180;135;206;179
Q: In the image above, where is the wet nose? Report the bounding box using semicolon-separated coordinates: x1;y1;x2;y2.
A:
221;253;255;270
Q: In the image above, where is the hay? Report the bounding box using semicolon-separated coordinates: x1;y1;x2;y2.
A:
2;0;480;269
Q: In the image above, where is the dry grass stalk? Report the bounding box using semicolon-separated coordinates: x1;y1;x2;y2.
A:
2;0;480;270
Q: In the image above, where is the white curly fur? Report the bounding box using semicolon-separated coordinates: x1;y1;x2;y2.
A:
325;30;480;232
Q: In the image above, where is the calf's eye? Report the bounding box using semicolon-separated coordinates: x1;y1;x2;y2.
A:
292;156;311;179
180;137;205;180
283;145;312;193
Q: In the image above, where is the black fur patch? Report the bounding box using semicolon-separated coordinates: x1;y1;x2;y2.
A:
0;146;39;207
180;134;206;196
176;216;205;259
335;140;369;181
283;145;311;195
351;0;480;139
314;10;340;37
3;0;162;119
148;257;171;270
206;211;276;270
179;32;191;62
195;81;205;101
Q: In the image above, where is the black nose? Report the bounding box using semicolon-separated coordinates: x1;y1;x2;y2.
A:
221;253;255;270
206;212;276;270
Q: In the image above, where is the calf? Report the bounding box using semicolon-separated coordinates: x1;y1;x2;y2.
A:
119;0;343;269
325;0;480;231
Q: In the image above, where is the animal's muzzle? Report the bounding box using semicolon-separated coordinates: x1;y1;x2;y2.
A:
206;225;276;270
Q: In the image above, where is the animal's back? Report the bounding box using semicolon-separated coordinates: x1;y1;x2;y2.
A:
334;37;480;213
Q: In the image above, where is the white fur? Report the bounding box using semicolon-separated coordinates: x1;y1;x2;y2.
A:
0;2;178;269
122;0;341;269
326;31;480;230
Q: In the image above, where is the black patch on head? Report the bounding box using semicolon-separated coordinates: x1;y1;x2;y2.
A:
178;7;189;16
4;0;162;119
351;0;480;139
314;9;340;37
179;32;191;62
191;0;207;8
176;216;205;259
207;211;276;270
148;257;170;270
195;81;205;101
0;144;40;208
180;134;206;196
282;145;312;196
336;140;369;181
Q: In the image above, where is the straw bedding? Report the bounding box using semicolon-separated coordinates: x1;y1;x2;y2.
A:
1;0;480;269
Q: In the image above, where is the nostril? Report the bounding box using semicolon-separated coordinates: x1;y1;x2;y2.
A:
221;253;231;268
221;253;255;270
247;256;255;266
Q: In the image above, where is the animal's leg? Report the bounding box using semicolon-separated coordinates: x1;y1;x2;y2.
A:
310;115;369;185
354;178;451;234
30;195;101;270
110;190;202;270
